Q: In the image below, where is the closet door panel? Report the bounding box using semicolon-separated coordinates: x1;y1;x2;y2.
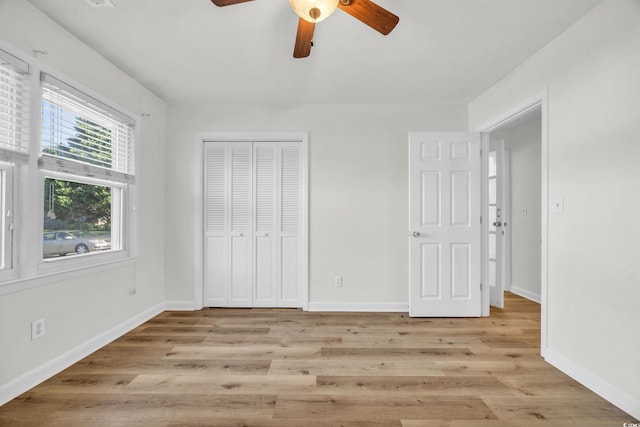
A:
204;143;228;306
280;144;301;235
278;144;302;307
254;143;278;306
229;143;253;306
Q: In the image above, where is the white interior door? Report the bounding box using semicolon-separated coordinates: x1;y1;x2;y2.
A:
409;132;482;317
488;140;504;308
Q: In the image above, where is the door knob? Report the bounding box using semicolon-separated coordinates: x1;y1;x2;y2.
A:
493;222;502;227
412;231;421;237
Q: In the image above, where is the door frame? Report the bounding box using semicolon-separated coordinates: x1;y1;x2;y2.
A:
193;132;309;311
476;90;549;355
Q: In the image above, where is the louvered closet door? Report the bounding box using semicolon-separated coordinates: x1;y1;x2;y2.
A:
204;140;304;308
204;143;227;306
203;141;253;307
279;143;303;307
254;143;278;306
229;142;253;306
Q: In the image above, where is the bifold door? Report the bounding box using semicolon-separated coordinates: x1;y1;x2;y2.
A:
204;140;306;308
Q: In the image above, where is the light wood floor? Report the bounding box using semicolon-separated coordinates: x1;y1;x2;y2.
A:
1;293;636;426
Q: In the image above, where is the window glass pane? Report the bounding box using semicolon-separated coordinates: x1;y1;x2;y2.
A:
0;55;30;157
41;76;135;179
488;151;497;177
489;177;496;205
488;260;496;288
43;178;113;258
0;168;6;270
489;232;496;259
40;106;114;170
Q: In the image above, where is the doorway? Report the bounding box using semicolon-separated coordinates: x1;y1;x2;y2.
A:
486;110;542;308
478;93;547;356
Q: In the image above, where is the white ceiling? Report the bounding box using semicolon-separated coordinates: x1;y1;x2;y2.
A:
27;0;601;104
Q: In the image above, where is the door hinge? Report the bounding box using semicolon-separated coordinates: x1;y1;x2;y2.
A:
480;216;482;224
480;283;483;291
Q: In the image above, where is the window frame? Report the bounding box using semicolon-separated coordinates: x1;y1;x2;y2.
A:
0;41;139;294
0;47;29;282
0;161;15;281
37;170;129;273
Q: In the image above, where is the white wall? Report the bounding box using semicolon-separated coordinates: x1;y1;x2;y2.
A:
165;104;467;308
0;0;167;401
490;112;542;301
469;0;640;418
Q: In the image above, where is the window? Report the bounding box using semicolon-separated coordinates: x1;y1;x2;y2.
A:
0;44;138;291
0;49;29;275
39;72;135;262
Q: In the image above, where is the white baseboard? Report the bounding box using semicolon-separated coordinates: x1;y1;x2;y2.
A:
509;286;541;304
543;347;640;420
164;300;199;311
0;303;164;407
308;301;409;312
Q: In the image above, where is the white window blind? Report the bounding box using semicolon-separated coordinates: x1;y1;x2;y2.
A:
0;49;30;164
40;73;135;183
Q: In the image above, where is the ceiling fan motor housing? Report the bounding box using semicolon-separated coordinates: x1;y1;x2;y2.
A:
289;0;339;23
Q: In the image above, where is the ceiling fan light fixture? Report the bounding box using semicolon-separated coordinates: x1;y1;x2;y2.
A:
289;0;339;23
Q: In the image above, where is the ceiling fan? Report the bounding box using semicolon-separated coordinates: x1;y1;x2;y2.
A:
210;0;399;58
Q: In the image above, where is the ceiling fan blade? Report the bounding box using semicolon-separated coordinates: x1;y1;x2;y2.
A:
337;0;399;35
293;18;315;58
210;0;254;6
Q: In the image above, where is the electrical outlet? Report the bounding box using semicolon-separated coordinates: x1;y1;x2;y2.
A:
334;276;343;287
31;319;45;340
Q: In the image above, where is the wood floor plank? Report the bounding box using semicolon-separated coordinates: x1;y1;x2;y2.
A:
481;395;631;423
0;293;637;426
320;347;476;360
316;375;514;396
126;374;317;394
272;394;497;421
202;335;343;347
269;359;443;376
66;357;272;375
167;419;403;427
164;344;321;360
